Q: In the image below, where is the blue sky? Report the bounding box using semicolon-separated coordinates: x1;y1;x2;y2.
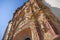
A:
0;0;27;40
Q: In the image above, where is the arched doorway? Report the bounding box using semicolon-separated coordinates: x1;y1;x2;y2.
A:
13;28;32;40
25;38;31;40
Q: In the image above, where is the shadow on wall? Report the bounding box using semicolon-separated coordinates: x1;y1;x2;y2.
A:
42;0;60;20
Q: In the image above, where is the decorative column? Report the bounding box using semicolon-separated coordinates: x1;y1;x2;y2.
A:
44;19;60;40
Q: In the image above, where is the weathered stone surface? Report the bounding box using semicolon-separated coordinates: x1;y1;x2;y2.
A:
3;0;60;40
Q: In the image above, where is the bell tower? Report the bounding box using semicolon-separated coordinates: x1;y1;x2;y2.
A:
3;0;60;40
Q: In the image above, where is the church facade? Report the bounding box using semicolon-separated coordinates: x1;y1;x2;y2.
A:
3;0;60;40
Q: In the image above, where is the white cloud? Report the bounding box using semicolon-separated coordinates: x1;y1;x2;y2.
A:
45;0;60;8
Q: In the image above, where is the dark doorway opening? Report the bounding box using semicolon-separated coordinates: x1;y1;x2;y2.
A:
25;38;31;40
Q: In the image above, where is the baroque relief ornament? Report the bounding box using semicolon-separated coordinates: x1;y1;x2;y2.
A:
3;0;60;40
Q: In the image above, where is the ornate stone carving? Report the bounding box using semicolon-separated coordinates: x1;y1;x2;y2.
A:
3;0;60;40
